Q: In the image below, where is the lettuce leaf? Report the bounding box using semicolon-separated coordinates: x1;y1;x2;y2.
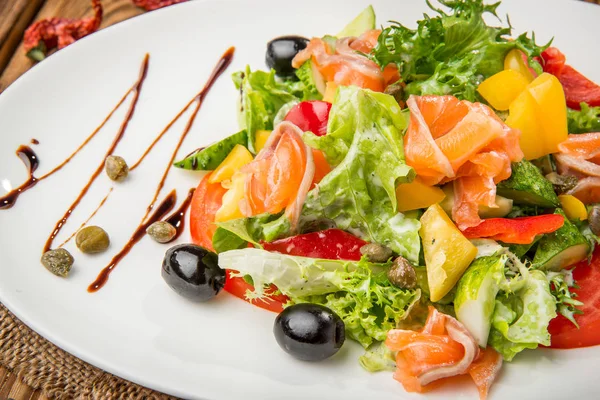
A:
370;0;547;101
300;86;420;263
218;249;421;348
213;213;290;253
233;67;303;152
488;269;557;361
567;102;600;134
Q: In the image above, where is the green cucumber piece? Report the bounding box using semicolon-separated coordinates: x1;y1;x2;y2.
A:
455;255;506;347
497;160;559;208
337;5;376;38
173;130;248;171
532;209;589;270
295;61;325;100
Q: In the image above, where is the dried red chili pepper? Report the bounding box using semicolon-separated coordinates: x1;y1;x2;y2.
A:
23;0;103;61
132;0;188;12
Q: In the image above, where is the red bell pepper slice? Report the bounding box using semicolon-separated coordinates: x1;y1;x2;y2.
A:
461;215;565;244
541;47;600;110
284;100;332;136
262;229;366;261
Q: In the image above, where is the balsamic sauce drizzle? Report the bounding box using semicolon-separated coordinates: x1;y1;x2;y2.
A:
43;55;150;253
165;188;195;241
0;146;39;210
88;47;235;292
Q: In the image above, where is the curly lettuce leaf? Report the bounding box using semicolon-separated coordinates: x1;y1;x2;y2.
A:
567;102;600;134
217;249;420;348
370;0;547;101
300;87;420;263
233;67;303;152
488;269;557;361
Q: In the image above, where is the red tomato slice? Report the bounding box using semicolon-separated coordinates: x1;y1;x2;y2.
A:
224;272;288;313
284;100;332;136
189;172;227;251
549;249;600;348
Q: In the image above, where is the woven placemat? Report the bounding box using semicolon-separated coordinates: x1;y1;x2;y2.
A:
0;303;177;400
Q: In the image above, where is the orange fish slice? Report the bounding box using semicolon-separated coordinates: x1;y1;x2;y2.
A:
558;132;600;161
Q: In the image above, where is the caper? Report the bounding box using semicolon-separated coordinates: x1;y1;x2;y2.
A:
360;243;393;263
545;172;578;195
387;256;417;289
589;206;600;236
76;226;110;254
105;155;129;182
41;248;74;277
384;83;404;103
146;221;176;243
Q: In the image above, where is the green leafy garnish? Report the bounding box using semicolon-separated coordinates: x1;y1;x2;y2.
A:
546;269;583;328
370;0;547;101
567;102;600;134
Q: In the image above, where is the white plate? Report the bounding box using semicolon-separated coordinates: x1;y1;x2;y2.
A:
1;0;599;399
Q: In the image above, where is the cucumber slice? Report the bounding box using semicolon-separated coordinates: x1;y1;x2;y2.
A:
455;255;506;347
337;5;376;38
497;160;559;208
173;130;248;171
532;209;589;270
295;61;325;98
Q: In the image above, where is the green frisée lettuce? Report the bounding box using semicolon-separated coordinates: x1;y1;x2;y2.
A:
300;86;421;263
370;0;547;101
218;249;421;348
567;102;600;134
489;269;556;361
233;67;303;152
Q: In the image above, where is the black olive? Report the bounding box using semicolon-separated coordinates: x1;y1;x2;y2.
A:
161;244;225;302
274;303;345;361
266;36;309;77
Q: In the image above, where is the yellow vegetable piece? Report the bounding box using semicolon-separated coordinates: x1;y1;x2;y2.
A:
506;73;568;160
323;82;338;103
504;49;534;82
396;178;446;212
215;172;246;222
477;70;530;111
559;195;588;221
254;130;272;153
419;204;478;302
208;144;253;184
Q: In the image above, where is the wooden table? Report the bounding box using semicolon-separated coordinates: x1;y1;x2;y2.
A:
0;0;599;399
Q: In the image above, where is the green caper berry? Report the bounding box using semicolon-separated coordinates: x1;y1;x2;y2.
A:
105;155;129;182
76;226;110;254
41;248;74;277
589;206;600;236
146;221;176;244
387;256;417;289
360;243;393;263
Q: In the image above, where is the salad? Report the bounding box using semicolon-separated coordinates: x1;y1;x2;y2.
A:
160;1;600;398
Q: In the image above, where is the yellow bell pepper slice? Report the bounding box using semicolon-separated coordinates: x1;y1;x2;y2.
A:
254;130;272;153
505;73;568;160
396;178;446;212
559;195;588;221
419;204;478;302
323;82;338;103
504;49;534;82
215;172;246;222
208;144;253;184
477;69;530;111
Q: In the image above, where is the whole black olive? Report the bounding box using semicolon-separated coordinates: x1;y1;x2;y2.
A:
161;244;225;302
274;303;345;361
266;36;309;77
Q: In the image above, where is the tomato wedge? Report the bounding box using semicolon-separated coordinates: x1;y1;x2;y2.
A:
224;272;289;313
189;172;227;251
284;100;332;136
549;248;600;348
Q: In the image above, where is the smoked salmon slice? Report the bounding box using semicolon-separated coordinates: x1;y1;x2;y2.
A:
405;95;523;229
555;133;600;203
240;122;315;231
292;30;398;92
386;306;502;400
